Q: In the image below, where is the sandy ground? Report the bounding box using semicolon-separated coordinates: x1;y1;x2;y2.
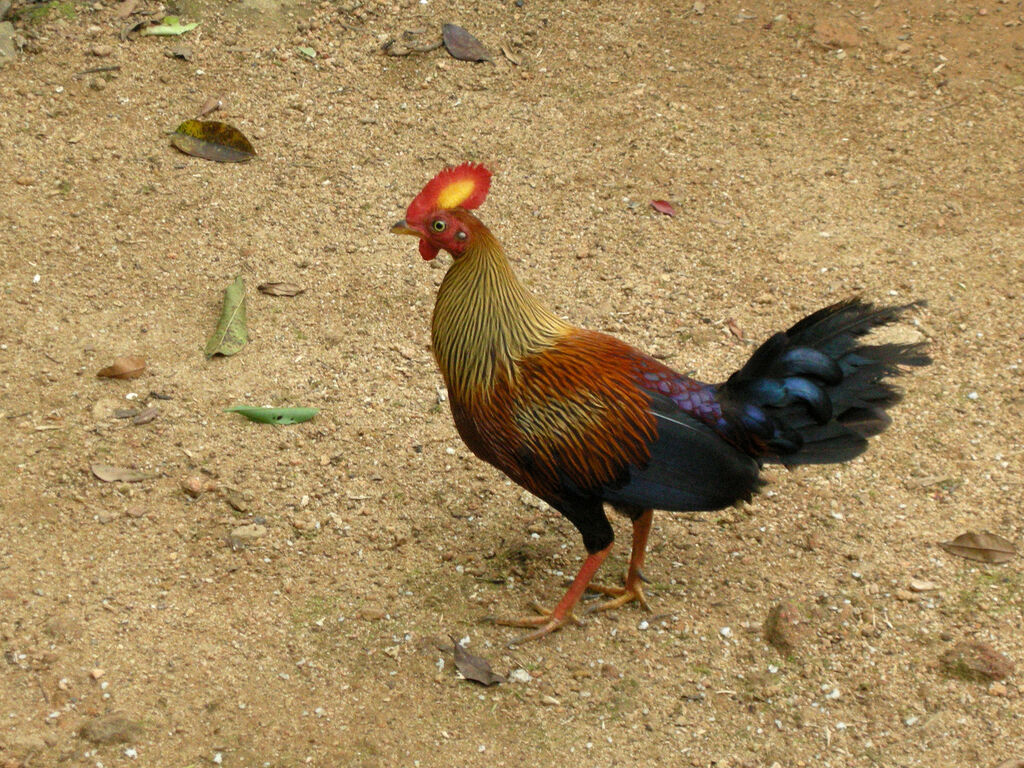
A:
1;0;1023;766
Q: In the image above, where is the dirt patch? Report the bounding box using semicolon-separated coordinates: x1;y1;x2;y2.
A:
1;0;1022;766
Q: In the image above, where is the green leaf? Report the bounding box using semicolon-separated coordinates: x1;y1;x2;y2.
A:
297;46;316;59
171;120;255;164
142;16;199;35
205;276;248;358
225;406;318;425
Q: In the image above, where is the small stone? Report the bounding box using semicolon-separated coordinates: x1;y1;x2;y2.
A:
90;43;114;57
804;532;824;551
989;681;1008;697
357;606;387;621
764;600;805;653
229;523;266;543
89;77;106;91
909;579;938;593
79;713;143;745
16;174;35;186
508;668;532;683
181;476;205;498
90;668;105;679
940;641;1015;682
540;695;560;706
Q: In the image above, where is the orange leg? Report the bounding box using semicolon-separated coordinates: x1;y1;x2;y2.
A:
585;509;653;614
493;544;612;646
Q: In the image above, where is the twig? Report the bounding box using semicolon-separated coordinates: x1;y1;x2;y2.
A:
75;65;121;77
382;38;443;56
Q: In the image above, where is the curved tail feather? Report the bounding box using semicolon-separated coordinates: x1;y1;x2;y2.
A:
719;298;930;464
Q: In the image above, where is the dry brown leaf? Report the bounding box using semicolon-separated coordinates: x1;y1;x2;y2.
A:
726;318;745;341
450;635;503;686
258;282;306;297
97;356;145;380
651;199;676;217
196;97;222;119
939;531;1016;564
442;24;492;62
90;463;153;483
132;406;159;425
114;0;138;19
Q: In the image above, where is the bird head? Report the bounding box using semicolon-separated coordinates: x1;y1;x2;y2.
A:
390;163;492;260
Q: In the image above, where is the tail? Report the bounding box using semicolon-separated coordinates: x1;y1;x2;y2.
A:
718;298;930;464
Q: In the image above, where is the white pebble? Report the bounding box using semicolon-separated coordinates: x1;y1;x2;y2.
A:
509;668;532;683
719;626;733;638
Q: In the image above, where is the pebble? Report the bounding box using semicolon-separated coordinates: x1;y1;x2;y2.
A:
90;43;114;57
909;579;938;593
508;668;532;683
181;476;205;498
540;695;560;706
764;600;804;652
940;641;1015;682
229;523;267;543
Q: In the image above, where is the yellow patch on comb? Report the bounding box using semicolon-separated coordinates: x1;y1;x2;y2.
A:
436;178;478;210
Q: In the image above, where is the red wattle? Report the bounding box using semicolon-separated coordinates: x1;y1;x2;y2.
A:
420;240;439;261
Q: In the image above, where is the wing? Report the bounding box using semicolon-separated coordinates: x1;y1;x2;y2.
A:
473;329;760;512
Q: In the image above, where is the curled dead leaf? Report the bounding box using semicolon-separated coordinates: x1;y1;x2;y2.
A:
97;356;145;380
257;282;306;297
90;463;153;483
939;532;1016;564
450;635;503;686
442;24;492;62
132;406;159;425
196;96;223;118
651;199;676;217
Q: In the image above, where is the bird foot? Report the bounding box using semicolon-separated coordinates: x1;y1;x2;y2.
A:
490;601;584;646
583;578;651;615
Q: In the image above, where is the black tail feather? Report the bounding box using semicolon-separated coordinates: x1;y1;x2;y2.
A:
720;298;930;465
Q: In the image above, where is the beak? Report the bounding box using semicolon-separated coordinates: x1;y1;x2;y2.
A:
390;219;421;237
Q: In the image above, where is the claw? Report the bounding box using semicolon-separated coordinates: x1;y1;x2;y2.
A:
583;580;651;615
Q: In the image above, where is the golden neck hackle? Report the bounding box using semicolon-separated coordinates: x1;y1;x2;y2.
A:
431;226;569;403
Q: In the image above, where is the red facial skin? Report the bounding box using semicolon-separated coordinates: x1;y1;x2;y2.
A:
394;208;479;261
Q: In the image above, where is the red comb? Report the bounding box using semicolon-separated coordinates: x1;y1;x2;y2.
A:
405;163;492;226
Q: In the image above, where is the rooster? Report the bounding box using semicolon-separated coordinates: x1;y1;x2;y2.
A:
391;163;929;644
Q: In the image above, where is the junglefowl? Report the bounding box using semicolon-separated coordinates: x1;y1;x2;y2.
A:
391;163;929;645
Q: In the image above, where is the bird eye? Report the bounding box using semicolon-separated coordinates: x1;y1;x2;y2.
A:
431;220;446;232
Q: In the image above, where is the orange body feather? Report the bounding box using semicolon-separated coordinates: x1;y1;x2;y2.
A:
447;328;658;503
